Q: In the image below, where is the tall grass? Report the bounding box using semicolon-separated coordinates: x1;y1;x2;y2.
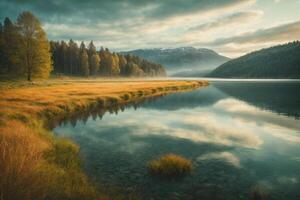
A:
147;154;192;179
0;121;48;200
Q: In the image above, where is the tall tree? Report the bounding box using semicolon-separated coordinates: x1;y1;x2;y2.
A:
50;41;60;73
118;54;127;76
79;41;89;76
67;39;79;75
88;41;100;75
59;41;68;74
1;17;20;75
16;12;52;81
99;47;110;76
111;53;120;76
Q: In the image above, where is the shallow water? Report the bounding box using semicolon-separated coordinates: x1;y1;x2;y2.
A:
54;81;300;200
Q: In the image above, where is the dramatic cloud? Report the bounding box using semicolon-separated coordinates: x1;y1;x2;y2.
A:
209;20;300;45
0;0;299;56
0;0;255;24
0;0;255;47
188;11;263;33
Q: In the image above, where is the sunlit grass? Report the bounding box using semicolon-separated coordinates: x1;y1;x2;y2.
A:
147;154;192;179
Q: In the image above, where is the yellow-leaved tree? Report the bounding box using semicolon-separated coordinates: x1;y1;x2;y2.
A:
17;11;52;81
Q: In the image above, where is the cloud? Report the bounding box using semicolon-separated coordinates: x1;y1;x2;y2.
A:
188;11;263;33
0;0;255;24
0;0;256;50
208;20;300;46
197;151;241;168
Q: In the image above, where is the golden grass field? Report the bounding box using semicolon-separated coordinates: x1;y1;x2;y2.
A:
0;79;208;200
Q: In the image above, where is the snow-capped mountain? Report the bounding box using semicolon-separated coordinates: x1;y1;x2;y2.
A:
120;47;230;76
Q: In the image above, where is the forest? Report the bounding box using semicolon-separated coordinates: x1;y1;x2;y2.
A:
0;12;166;81
209;41;300;78
50;41;166;77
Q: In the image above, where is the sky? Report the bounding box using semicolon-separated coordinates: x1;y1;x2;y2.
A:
0;0;300;57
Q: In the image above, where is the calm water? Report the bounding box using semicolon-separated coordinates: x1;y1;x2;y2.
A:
54;81;300;200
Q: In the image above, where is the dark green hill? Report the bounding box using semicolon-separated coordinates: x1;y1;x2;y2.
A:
209;41;300;78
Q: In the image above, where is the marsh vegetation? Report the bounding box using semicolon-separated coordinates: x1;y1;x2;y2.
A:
147;154;192;179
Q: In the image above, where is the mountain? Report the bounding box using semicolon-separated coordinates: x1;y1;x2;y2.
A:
120;47;229;76
209;41;300;78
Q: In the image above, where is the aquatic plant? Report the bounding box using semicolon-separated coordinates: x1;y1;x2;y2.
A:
147;154;192;179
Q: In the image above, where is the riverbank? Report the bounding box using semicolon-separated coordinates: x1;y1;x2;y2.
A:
0;79;208;200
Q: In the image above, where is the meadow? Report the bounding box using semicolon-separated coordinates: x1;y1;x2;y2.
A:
0;78;208;200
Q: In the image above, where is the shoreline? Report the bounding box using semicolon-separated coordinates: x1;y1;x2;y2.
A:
0;79;208;200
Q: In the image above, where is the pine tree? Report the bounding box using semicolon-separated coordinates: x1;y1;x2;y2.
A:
79;41;89;76
124;62;144;76
99;48;111;76
118;54;127;75
88;41;100;75
88;41;96;57
111;53;120;76
16;12;52;81
67;39;79;75
59;41;68;74
89;54;100;75
2;17;20;75
50;41;60;73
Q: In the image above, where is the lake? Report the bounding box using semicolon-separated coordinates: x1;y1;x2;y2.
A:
54;81;300;200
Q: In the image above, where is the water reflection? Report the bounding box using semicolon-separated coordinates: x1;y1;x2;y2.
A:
54;81;300;200
214;81;300;118
50;94;166;129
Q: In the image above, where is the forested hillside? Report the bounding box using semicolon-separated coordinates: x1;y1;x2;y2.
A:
0;12;166;81
209;41;300;78
121;47;229;76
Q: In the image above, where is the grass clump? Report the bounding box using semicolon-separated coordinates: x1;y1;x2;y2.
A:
147;154;192;179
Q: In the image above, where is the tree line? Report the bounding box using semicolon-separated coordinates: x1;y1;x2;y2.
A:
0;11;166;81
50;40;166;77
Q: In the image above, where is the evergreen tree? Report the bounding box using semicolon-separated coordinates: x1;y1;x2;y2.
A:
124;62;144;76
50;41;60;73
118;54;127;76
99;47;111;76
88;41;100;75
111;53;120;76
89;54;100;75
2;17;20;75
79;41;89;76
67;39;79;75
59;41;68;74
88;41;96;57
16;12;52;81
